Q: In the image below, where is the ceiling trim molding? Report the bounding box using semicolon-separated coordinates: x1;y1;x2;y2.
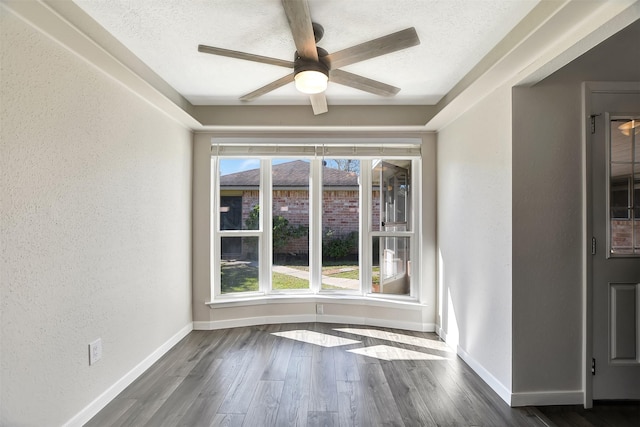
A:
194;128;434;138
1;0;201;129
5;0;636;132
193;105;435;128
426;0;640;131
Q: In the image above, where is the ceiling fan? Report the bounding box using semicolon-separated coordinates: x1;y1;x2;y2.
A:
198;0;420;115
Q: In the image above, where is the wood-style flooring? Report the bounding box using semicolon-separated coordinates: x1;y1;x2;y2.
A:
83;323;612;427
536;402;640;427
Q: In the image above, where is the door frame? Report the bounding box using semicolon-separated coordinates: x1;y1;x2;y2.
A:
582;81;640;408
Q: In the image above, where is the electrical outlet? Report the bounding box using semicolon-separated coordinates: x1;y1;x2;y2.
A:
316;304;323;315
89;338;102;365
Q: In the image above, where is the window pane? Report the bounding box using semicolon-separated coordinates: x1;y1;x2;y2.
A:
610;179;629;219
219;158;260;230
609;119;639;255
372;160;411;232
371;236;410;295
272;159;310;290
220;237;259;294
322;159;360;290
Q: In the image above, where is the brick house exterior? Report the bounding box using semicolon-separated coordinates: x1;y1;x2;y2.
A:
219;160;380;257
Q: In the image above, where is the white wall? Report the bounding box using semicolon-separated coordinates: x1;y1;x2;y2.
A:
0;9;192;426
511;19;640;401
437;85;513;402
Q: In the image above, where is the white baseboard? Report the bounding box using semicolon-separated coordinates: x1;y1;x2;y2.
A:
63;322;193;427
456;345;512;406
511;390;583;407
193;314;435;332
435;328;584;408
193;315;316;330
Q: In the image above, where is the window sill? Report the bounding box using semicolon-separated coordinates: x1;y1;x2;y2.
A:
206;293;426;310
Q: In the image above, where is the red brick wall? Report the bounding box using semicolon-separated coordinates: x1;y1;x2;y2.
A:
236;189;382;256
611;220;640;253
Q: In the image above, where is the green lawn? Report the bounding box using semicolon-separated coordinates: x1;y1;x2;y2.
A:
221;261;377;293
272;272;309;290
220;262;258;293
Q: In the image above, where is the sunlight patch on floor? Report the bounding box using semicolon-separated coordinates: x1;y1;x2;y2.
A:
348;345;447;361
334;328;454;353
272;330;360;347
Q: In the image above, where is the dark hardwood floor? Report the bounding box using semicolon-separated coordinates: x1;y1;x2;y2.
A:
536;402;640;427
84;323;628;427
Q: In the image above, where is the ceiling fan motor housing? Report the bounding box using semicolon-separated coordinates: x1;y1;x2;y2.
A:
293;47;330;79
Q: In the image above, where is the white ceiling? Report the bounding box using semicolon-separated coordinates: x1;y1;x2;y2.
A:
73;0;539;107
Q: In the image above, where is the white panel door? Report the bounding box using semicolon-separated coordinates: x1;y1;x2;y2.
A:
591;89;640;400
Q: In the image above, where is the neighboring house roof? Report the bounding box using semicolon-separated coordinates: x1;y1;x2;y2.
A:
220;160;358;187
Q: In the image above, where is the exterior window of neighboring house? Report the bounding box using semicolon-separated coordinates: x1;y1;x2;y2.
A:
211;143;421;299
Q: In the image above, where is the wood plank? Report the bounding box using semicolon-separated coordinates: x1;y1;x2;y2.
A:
381;360;439;426
83;398;136;427
210;414;245;427
274;356;311;426
242;380;284;426
309;344;338;412
110;399;166;427
333;341;361;382
336;380;366;426
357;362;405;426
142;359;223;426
426;359;511;426
307;411;339;427
261;331;294;381
217;328;277;414
177;396;222;427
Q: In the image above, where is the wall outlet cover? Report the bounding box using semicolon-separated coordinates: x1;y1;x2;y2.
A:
89;338;102;365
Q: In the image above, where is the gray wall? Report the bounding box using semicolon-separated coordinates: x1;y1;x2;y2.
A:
512;20;640;395
1;10;193;426
437;84;513;401
191;132;437;331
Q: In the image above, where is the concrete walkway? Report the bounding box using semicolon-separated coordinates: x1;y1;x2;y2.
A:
272;265;360;290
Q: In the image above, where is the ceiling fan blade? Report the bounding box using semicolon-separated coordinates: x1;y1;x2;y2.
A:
330;69;400;97
240;73;295;101
281;0;318;61
198;45;294;68
325;27;420;69
309;92;328;115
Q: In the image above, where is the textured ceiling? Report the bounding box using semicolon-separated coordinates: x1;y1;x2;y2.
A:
73;0;539;106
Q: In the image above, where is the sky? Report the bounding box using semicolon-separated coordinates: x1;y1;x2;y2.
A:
220;158;322;176
219;158;361;176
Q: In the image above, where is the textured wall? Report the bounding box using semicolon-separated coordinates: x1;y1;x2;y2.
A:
512;19;640;395
437;85;513;395
0;9;192;426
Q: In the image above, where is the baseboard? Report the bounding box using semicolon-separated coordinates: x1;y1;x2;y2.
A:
193;315;436;332
435;328;584;408
193;315;316;330
510;390;584;407
63;322;193;427
456;345;512;406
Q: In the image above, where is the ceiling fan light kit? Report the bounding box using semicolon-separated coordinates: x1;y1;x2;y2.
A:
198;0;420;115
295;70;328;94
294;48;329;94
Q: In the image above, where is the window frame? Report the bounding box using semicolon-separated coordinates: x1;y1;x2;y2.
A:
607;115;640;257
211;141;422;301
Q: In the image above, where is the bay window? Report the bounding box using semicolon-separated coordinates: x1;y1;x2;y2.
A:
211;141;421;300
